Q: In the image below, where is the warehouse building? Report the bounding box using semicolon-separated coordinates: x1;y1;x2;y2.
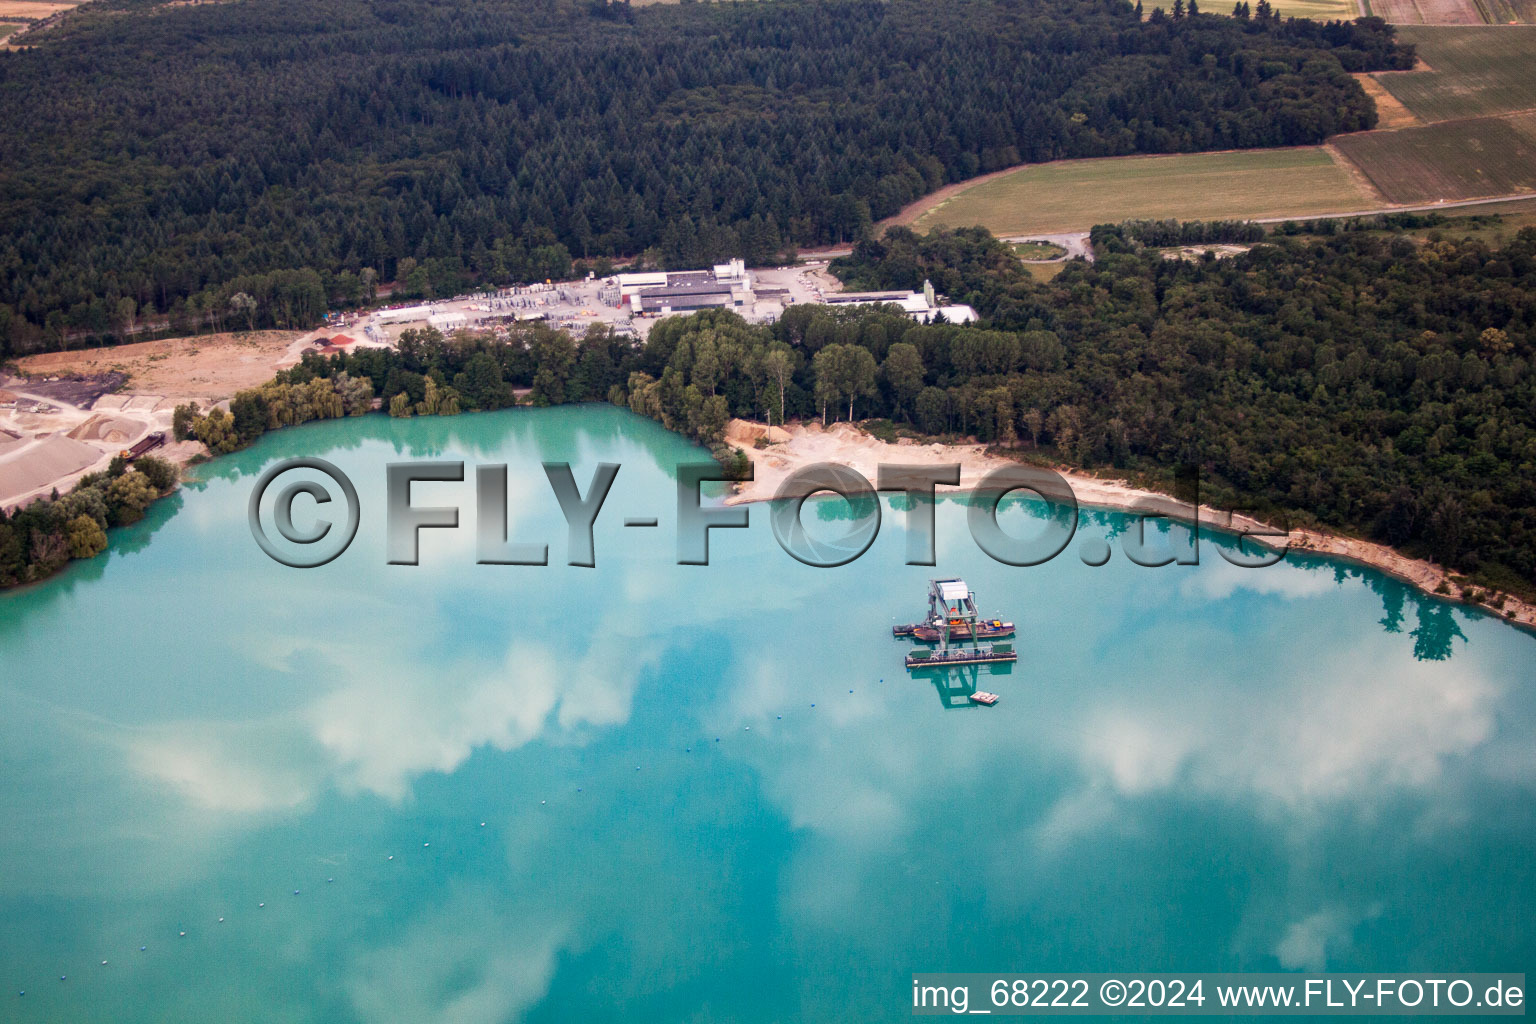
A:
428;311;468;331
616;259;753;314
375;304;437;325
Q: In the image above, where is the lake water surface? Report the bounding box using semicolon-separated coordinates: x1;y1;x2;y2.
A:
1;405;1533;1022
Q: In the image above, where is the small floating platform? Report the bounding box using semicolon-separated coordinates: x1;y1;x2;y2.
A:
906;643;1016;669
969;691;1000;706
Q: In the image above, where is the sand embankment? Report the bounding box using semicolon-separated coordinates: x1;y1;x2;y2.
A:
0;434;106;499
67;413;147;444
722;419;1536;631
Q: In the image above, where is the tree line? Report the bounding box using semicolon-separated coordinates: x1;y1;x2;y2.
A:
1091;211;1460;248
0;0;1410;355
0;456;177;587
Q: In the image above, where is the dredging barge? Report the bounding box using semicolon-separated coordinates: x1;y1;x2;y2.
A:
898;578;1018;670
892;618;1014;642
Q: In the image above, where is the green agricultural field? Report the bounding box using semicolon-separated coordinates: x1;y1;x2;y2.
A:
906;148;1375;236
1332;110;1536;202
1376;27;1536;121
0;21;25;43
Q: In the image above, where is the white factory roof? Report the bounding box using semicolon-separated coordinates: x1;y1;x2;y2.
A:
823;292;978;324
616;271;668;289
376;304;436;323
931;304;978;323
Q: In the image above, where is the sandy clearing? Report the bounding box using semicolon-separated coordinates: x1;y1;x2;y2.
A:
722;419;1536;631
16;330;307;404
5;329;323;509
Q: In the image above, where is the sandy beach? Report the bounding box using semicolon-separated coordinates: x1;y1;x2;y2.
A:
723;419;1536;631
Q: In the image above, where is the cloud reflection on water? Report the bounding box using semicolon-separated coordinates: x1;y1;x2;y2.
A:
1;406;1533;1021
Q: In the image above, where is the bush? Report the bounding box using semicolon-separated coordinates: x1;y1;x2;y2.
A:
106;471;158;525
134;456;177;492
191;407;240;454
65;514;108;559
172;402;200;441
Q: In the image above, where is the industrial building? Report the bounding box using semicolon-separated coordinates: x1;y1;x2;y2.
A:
822;279;977;324
375;304;437;324
615;259;754;315
372;304;469;331
428;311;468;331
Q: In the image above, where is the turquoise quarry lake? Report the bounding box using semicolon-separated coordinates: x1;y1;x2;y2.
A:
1;405;1533;1022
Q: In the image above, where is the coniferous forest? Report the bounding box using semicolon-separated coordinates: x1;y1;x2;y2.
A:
0;0;1409;355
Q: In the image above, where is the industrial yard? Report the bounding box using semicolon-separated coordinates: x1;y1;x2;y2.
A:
346;260;970;346
3;259;977;511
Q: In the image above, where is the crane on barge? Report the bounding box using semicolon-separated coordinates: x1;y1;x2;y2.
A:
897;578;1017;672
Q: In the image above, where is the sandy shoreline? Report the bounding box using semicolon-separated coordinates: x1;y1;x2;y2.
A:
722;419;1536;632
